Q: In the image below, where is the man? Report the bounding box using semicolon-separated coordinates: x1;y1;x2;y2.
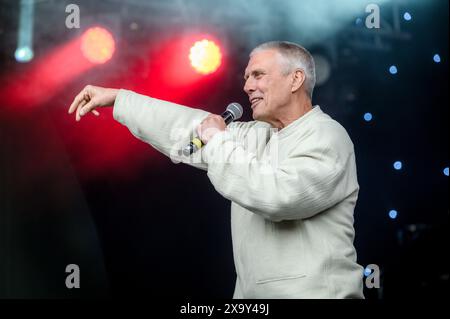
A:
68;41;364;298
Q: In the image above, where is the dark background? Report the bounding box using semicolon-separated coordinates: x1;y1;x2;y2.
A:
0;0;448;299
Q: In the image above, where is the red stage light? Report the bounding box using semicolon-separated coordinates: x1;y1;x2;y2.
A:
81;27;115;64
189;39;222;75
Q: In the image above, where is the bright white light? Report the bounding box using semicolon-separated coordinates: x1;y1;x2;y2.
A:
15;46;34;62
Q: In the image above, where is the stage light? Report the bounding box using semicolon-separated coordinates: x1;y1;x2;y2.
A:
363;112;373;122
314;54;331;86
364;267;372;277
403;12;412;21
15;0;35;63
389;65;398;75
433;54;441;63
393;161;402;170
389;210;398;219
15;46;34;63
189;39;222;75
81;27;115;64
444;167;449;176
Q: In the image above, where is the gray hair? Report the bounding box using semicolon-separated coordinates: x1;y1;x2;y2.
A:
250;41;316;99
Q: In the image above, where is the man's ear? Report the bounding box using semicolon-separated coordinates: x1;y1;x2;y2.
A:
291;69;306;93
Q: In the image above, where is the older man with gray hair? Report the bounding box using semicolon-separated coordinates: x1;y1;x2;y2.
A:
69;41;364;298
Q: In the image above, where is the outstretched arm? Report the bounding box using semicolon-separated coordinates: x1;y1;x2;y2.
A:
68;86;210;170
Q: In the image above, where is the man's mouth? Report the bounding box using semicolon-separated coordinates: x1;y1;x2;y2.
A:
250;97;263;109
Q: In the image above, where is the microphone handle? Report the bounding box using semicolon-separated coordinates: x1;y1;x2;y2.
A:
182;111;236;156
221;110;235;125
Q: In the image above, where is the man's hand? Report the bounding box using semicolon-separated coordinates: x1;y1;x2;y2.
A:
68;85;119;121
196;114;227;144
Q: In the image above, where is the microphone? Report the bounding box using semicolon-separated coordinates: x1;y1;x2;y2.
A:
182;102;243;156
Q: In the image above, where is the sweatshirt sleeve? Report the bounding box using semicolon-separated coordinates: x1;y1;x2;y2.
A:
113;89;210;170
202;123;359;221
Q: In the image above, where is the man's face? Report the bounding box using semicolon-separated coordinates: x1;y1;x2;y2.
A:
243;49;292;122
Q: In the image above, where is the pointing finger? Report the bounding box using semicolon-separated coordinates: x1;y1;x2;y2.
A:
79;100;97;117
76;99;87;122
69;90;86;114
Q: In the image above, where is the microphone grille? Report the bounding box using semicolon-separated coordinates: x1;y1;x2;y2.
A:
226;102;243;120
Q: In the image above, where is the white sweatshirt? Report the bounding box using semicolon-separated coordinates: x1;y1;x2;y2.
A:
113;89;364;299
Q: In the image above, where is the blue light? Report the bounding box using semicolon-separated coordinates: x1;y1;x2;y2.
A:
14;46;34;63
389;65;398;75
355;17;363;26
444;167;449;176
433;54;441;63
403;12;412;21
364;267;372;277
393;161;402;170
363;112;373;122
15;0;35;63
389;210;398;219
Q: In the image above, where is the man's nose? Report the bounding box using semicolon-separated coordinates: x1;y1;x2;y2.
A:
243;78;255;94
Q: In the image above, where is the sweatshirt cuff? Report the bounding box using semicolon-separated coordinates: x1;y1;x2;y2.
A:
113;89;133;124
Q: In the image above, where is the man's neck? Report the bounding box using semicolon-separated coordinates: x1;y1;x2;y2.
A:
272;98;313;130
